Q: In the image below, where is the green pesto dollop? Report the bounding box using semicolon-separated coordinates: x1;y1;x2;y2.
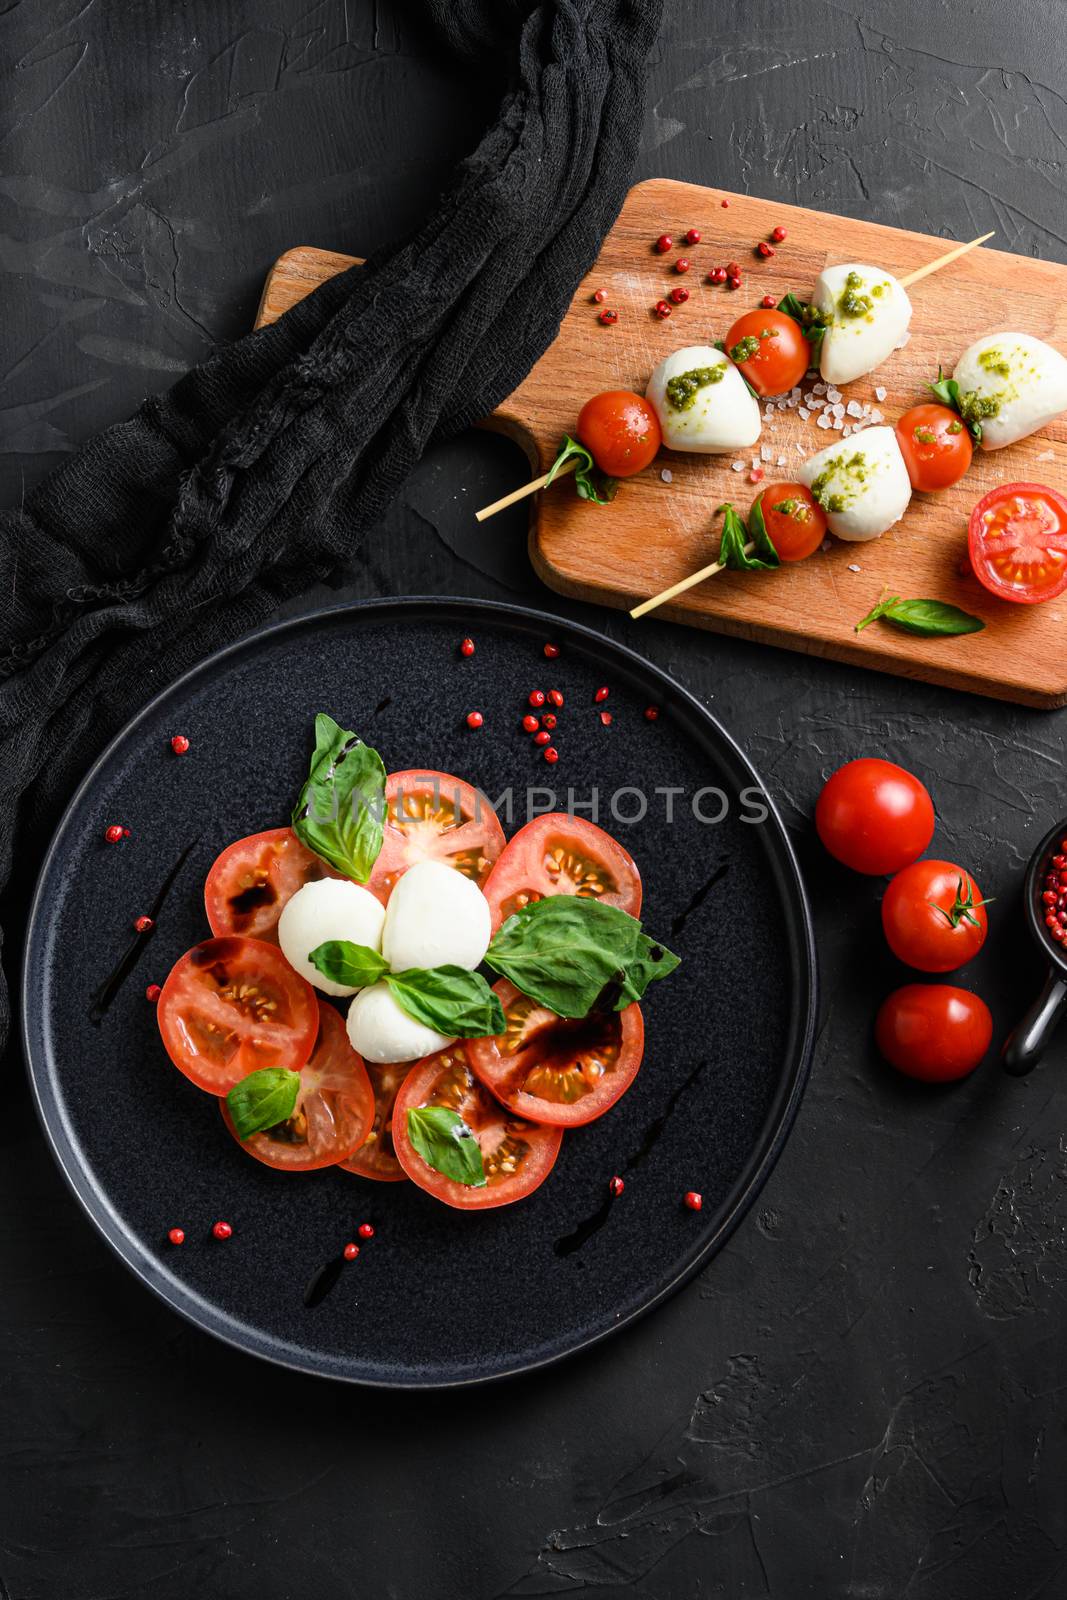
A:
770;498;811;522
837;270;873;319
729;335;760;363
665;364;725;411
958;389;1000;424
978;347;1011;378
810;450;870;514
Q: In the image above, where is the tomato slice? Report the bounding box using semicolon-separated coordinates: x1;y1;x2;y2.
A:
157;936;319;1094
392;1044;563;1208
220;1001;374;1170
338;1060;408;1181
481;813;641;932
968;482;1067;605
467;979;644;1127
205;827;338;943
366;771;506;904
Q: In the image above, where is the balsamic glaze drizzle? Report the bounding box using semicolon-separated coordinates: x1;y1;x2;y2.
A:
88;839;198;1022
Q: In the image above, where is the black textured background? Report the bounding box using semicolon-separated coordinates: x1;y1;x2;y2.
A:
2;3;1066;1596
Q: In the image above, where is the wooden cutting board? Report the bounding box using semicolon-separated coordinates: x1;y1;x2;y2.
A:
255;178;1067;708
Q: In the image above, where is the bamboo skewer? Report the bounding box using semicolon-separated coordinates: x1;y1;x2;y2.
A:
899;231;994;289
475;457;576;521
630;543;755;620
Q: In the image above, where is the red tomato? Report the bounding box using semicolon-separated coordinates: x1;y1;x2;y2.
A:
392;1044;563;1209
968;482;1067;605
881;859;989;973
205;827;337;943
368;771;506;903
481;813;642;932
467;978;644;1127
895;403;973;492
576;391;661;477
220;1001;374;1170
752;482;827;561
157;936;319;1095
815;759;935;876
724;310;809;396
875;984;992;1082
339;1060;408;1181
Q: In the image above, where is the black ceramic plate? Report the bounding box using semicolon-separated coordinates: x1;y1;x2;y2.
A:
22;597;816;1387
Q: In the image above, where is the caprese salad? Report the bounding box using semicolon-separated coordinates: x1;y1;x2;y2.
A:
154;716;679;1209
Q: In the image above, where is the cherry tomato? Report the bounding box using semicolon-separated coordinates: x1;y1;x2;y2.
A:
339;1060;408;1181
752;482;827;561
205;827;338;943
968;482;1067;605
392;1044;563;1208
157;936;319;1094
576;391;661;477
724;310;809;397
881;859;989;972
368;771;506;903
875;984;992;1081
221;1001;374;1170
467;979;645;1127
895;403;973;492
481;813;642;933
815;759;935;876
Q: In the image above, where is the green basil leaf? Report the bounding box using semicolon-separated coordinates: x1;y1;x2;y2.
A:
485;897;679;1019
928;368;983;443
406;1105;486;1187
717;502;778;572
547;434;618;506
309;940;388;989
384;966;505;1039
777;293;827;361
226;1067;301;1141
292;713;387;881
856;593;984;637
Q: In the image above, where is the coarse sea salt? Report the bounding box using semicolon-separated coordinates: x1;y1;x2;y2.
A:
661;468;673;483
731;460;745;472
760;443;774;462
817;413;832;428
847;563;861;572
875;386;887;402
799;407;811;420
846;400;863;418
827;388;842;405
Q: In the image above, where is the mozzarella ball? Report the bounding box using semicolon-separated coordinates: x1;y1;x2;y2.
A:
278;878;385;997
346;981;452;1064
952;332;1067;450
814;264;912;386
381;859;491;973
799;426;912;541
646;345;761;453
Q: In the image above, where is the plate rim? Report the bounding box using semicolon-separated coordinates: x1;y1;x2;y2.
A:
21;594;818;1388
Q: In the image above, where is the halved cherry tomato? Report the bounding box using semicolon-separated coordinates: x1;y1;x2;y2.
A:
467;979;644;1127
367;771;506;904
968;482;1067;605
157;936;319;1094
875;984;992;1082
392;1044;563;1208
815;759;935;876
339;1060;408;1181
895;403;972;492
576;391;661;478
220;1000;374;1171
752;482;827;562
881;859;989;973
205;827;337;942
481;813;641;933
724;309;809;397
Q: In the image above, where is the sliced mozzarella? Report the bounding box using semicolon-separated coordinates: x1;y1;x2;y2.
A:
381;859;491;974
798;426;911;541
277;878;386;997
346;981;452;1064
646;345;761;453
952;331;1067;450
814;264;912;386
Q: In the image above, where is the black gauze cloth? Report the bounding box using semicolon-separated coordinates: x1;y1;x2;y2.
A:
0;0;663;1052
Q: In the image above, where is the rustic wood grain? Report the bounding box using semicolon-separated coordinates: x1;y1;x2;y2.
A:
256;180;1067;707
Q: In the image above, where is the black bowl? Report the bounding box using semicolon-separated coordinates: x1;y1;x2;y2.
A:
1003;815;1067;1075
